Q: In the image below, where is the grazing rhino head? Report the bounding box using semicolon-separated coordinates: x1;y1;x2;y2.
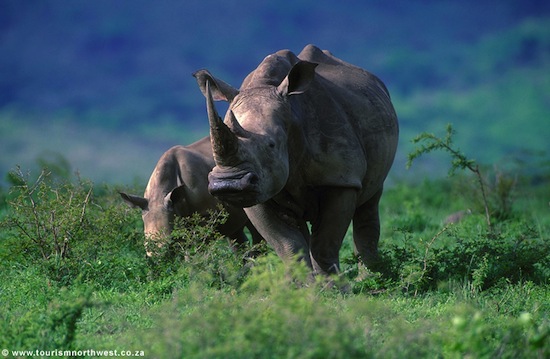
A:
121;179;188;256
120;140;260;257
194;61;317;207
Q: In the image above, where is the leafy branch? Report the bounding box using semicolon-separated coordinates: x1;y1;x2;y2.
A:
407;124;492;230
3;166;94;260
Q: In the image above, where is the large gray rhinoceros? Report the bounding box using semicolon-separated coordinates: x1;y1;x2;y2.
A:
193;44;398;275
120;137;260;256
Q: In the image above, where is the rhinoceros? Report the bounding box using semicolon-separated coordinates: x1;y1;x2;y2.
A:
193;45;398;274
120;136;261;256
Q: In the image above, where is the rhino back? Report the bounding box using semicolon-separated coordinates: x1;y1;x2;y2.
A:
144;139;215;208
172;142;217;212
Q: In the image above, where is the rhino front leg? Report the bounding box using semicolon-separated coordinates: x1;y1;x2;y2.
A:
353;188;383;271
245;221;264;245
244;203;312;268
310;188;357;275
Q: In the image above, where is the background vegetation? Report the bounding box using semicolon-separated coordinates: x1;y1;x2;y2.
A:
1;0;549;184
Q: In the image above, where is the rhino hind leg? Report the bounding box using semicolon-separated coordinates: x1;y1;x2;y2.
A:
352;188;383;272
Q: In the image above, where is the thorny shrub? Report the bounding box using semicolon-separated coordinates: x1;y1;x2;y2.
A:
2;167;93;261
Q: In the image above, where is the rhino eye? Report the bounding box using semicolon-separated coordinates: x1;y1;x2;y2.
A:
268;142;276;149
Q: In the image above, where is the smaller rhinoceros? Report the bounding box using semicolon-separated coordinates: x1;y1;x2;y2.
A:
120;136;260;256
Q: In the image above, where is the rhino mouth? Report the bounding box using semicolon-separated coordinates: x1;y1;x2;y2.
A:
208;171;260;207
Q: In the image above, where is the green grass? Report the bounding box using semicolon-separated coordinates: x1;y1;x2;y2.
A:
0;167;548;358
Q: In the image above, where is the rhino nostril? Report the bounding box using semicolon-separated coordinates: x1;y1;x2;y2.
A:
244;172;259;185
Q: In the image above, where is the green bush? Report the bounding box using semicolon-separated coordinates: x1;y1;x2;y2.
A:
1;162;548;357
2;167;93;261
443;302;549;358
0;167;146;288
0;267;95;350
139;256;370;359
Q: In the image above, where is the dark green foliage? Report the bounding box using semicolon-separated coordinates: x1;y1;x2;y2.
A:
444;302;550;358
0;269;96;350
419;218;548;292
143;256;370;359
407;124;473;176
147;205;228;261
408;124;493;229
370;173;549;296
49;288;94;349
1;163;549;357
0;167;147;288
2;167;93;261
142;204;256;291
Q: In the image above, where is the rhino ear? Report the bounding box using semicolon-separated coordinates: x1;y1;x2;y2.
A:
277;61;318;96
193;69;239;102
168;185;188;216
120;192;149;211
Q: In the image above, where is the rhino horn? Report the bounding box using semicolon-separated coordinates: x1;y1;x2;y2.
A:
206;80;239;164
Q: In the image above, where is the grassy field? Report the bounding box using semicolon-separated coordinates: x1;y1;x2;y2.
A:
0;161;548;358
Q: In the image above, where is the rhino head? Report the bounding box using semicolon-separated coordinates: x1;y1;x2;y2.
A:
194;61;317;207
120;185;187;256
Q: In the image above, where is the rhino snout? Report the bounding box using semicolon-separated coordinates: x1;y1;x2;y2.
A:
208;171;259;195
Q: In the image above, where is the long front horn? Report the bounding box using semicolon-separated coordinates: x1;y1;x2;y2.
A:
206;80;238;163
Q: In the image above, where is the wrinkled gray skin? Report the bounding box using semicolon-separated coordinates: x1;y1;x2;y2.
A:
120;137;261;256
193;44;398;275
